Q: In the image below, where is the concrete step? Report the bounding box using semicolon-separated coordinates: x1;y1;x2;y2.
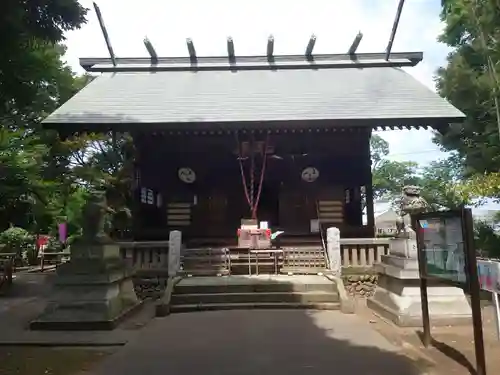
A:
170;301;340;313
174;282;337;295
171;291;339;305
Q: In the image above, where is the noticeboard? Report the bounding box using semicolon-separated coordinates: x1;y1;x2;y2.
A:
416;210;467;284
414;208;486;375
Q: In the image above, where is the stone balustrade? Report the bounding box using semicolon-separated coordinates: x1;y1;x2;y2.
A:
38;236;391;277
340;238;390;269
117;241;171;300
117;241;170;271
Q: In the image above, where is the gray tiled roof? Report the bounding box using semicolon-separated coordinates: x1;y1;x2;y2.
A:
43;64;464;127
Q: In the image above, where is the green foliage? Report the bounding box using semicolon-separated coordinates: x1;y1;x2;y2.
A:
370;134;420;200
0;2;131;240
419;155;469;210
0;1;87;122
372;160;420;200
474;220;500;258
436;0;500;177
370;135;466;209
0;227;34;254
455;172;500;201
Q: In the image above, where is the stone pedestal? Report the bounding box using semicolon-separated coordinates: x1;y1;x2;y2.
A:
367;238;471;327
31;242;140;330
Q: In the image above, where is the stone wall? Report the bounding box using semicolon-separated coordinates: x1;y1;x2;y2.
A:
343;274;378;298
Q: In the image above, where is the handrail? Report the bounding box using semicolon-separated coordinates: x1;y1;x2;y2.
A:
315;200;329;269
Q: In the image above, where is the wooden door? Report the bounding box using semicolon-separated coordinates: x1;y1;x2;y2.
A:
204;192;228;236
279;190;314;234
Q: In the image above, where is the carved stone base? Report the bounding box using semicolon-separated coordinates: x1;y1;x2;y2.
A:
31;244;140;331
367;255;472;327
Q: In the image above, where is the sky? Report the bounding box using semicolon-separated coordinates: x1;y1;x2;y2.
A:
62;0;499;216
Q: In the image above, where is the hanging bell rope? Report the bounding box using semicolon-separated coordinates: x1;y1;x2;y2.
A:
251;133;270;219
234;131;270;219
235;131;252;209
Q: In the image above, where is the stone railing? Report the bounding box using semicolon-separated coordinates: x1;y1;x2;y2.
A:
47;236;391;276
116;238;391;274
340;238;391;270
117;241;170;271
117;240;171;300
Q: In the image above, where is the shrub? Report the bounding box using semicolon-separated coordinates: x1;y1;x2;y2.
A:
0;227;34;254
474;220;500;259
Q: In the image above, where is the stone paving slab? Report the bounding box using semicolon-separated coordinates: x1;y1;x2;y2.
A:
90;309;423;375
178;274;334;286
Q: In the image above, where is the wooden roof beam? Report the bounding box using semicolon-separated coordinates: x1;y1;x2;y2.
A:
93;2;116;66
186;38;197;61
227;37;235;61
267;35;274;58
348;32;363;55
143;37;158;64
385;0;406;60
305;34;316;57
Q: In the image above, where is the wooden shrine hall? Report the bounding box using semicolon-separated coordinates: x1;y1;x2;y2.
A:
42;28;465;246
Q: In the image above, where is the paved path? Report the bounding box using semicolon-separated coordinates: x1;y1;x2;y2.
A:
0;272;147;346
90;309;423;375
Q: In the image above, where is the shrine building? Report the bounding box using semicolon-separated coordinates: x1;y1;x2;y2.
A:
42;36;465;247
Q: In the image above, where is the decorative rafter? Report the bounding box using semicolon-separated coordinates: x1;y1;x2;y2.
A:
385;0;406;60
305;34;316;57
186;38;197;62
267;35;274;58
91;0;409;68
143;37;158;63
93;2;116;66
348;32;363;55
227;36;236;62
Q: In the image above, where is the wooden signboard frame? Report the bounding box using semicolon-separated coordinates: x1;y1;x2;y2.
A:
413;208;486;375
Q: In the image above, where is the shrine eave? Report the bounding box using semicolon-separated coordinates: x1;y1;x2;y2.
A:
42;117;461;137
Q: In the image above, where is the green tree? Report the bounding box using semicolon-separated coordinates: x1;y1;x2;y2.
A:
0;1;89;233
435;0;500;176
370;135;469;210
370;134;420;200
419;154;469;210
0;1;87;122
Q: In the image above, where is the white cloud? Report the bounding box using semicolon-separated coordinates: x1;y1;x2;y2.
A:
64;0;452;166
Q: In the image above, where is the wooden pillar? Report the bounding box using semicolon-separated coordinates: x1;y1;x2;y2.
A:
365;181;375;237
365;130;375;237
131;132;143;241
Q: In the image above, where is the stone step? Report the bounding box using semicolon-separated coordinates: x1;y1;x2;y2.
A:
170;301;341;313
179;269;230;277
174;282;337;295
171;291;339;305
280;267;327;275
181;264;229;270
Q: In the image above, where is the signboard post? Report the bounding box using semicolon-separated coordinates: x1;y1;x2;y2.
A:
494;292;500;341
414;208;486;375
